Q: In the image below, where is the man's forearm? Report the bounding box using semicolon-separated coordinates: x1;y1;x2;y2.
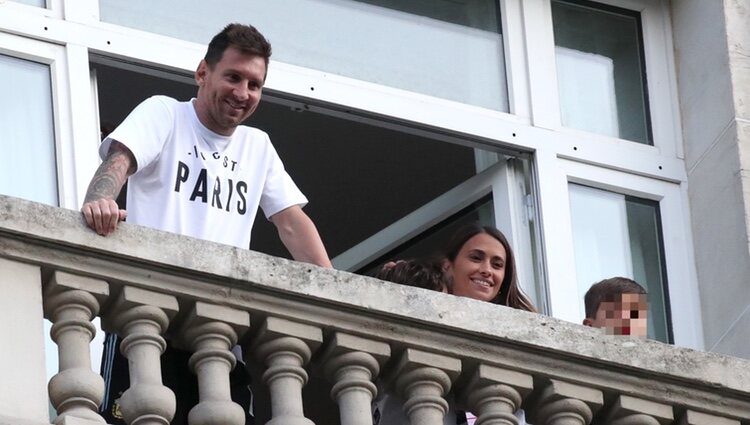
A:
83;142;134;203
272;206;332;268
81;141;135;236
282;228;332;268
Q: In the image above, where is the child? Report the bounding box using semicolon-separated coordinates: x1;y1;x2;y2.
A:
373;260;465;424
374;259;448;293
583;277;648;337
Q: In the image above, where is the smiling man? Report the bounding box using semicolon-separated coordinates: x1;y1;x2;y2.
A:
81;23;331;267
82;23;331;425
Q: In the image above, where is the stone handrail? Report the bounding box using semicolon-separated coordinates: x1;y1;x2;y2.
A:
0;195;748;425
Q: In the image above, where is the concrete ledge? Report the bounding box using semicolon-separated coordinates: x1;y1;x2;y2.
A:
2;195;750;405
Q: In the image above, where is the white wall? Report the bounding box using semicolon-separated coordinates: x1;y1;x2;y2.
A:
0;258;48;423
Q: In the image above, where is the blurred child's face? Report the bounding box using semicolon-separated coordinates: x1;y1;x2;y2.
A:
589;293;648;337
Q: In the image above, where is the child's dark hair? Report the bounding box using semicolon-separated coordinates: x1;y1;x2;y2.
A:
374;259;446;292
584;277;647;318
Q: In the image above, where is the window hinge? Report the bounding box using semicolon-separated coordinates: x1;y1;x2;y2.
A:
525;193;535;223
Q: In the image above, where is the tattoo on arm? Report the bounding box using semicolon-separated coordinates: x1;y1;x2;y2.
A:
83;141;136;204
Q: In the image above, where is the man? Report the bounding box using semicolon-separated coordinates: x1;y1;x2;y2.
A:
81;23;331;268
83;23;331;424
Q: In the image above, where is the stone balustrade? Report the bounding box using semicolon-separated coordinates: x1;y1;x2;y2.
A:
1;195;749;425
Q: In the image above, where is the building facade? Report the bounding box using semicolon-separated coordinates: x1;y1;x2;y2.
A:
2;0;748;352
0;0;749;423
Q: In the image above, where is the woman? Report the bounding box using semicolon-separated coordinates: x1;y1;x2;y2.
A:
441;223;536;312
373;223;535;425
441;223;534;424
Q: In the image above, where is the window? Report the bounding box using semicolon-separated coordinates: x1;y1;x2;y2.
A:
98;0;509;111
357;196;496;276
92;59;543;308
0;54;58;206
535;153;702;347
569;183;669;341
552;0;652;144
334;155;544;310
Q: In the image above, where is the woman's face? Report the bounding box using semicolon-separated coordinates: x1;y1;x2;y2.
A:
445;233;506;302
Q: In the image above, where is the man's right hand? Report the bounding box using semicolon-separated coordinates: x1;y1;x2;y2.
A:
81;199;127;236
80;140;136;236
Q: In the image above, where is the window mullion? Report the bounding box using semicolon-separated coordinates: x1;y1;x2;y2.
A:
500;0;531;118
62;44;100;209
535;151;579;321
520;0;562;129
640;0;681;157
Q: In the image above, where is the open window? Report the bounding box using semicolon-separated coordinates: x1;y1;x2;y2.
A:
92;58;545;310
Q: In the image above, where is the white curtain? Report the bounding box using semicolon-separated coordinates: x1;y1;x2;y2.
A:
556;46;619;138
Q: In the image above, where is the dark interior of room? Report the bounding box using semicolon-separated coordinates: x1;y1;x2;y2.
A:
94;63;478;263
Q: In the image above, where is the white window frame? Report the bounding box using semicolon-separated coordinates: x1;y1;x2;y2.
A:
0;31;78;208
524;0;683;157
3;0;64;19
538;157;702;348
1;1;683;178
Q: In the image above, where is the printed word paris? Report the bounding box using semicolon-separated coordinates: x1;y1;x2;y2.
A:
173;161;248;214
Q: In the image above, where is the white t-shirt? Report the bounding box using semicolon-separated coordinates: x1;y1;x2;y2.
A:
100;95;307;248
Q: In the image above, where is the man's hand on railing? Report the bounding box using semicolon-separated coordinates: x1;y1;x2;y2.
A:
81;198;127;236
80;140;135;236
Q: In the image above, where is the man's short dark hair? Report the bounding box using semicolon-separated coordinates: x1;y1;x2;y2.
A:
374;259;446;293
204;23;272;68
584;277;647;318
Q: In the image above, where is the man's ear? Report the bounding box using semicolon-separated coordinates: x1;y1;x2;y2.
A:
582;318;593;327
195;60;208;86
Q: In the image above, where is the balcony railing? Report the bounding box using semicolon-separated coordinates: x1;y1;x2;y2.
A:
1;194;749;425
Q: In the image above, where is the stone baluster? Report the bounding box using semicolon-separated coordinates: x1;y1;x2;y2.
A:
43;271;109;424
679;410;741;425
320;332;391;425
526;379;602;425
605;395;673;425
102;286;178;425
178;302;250;425
392;348;461;425
249;316;323;425
459;364;533;425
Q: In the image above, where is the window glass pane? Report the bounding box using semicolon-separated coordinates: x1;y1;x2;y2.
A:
10;0;46;7
552;0;652;144
625;197;669;342
358;196;495;276
511;157;545;311
569;184;669;342
99;0;509;111
0;54;57;206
